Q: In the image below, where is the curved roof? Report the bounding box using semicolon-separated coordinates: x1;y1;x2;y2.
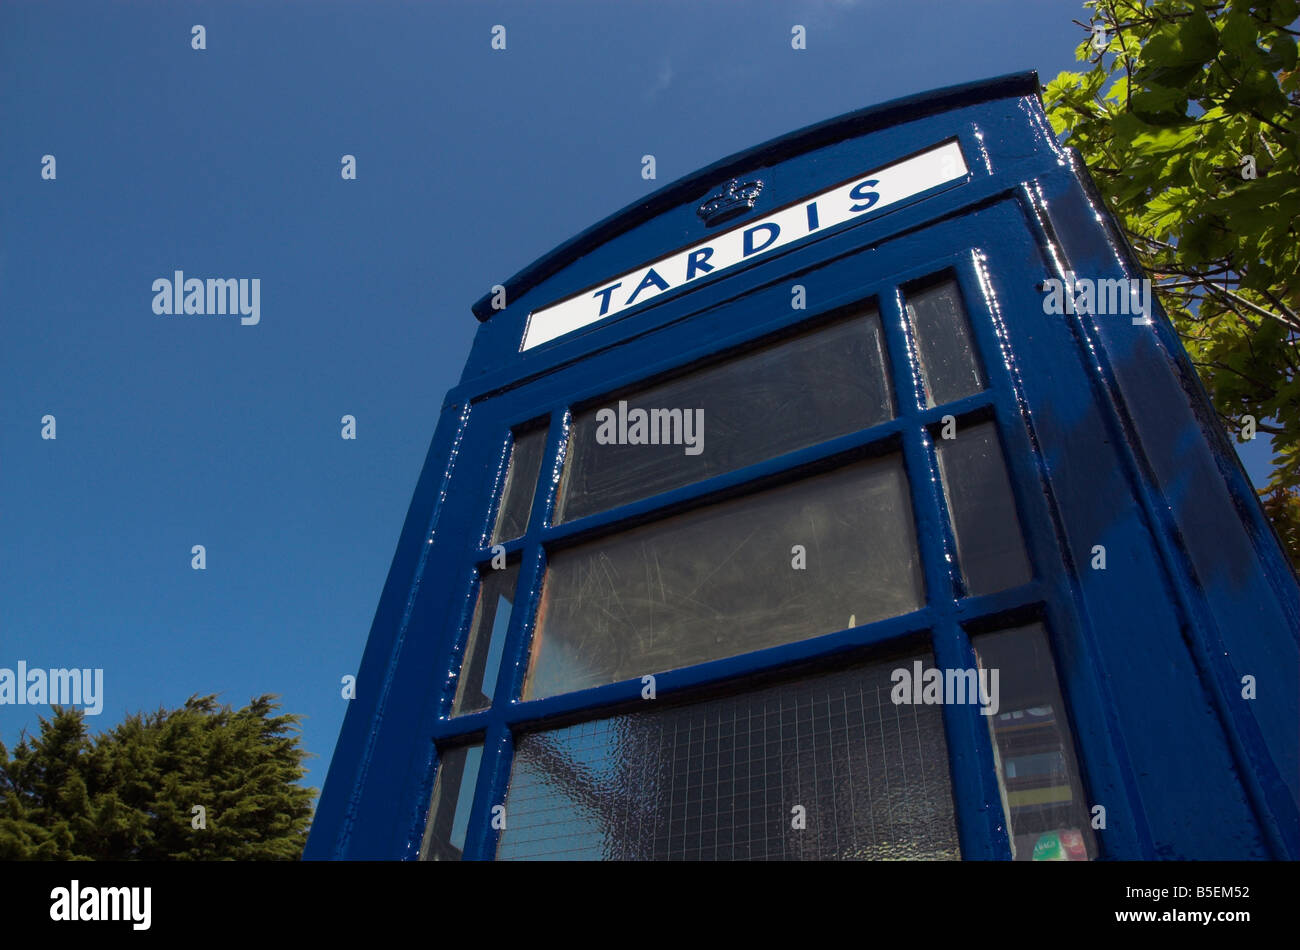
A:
471;70;1041;321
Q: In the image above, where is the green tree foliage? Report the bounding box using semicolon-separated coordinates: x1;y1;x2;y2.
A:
1045;0;1300;568
0;695;314;860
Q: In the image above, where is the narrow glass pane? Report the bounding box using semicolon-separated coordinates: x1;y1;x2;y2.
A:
557;311;893;523
451;564;520;715
525;455;924;700
499;655;960;860
492;426;547;543
936;421;1031;596
905;276;984;407
973;624;1097;861
419;743;484;861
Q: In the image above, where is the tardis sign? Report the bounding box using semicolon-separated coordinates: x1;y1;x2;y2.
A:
523;141;967;349
308;72;1300;862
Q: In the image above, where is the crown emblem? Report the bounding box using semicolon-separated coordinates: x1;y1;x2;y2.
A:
697;177;764;226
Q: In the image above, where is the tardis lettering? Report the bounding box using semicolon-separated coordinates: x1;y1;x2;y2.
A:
742;221;781;256
587;193;869;321
523;140;968;350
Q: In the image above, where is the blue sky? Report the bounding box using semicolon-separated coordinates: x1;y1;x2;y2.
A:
0;0;1275;801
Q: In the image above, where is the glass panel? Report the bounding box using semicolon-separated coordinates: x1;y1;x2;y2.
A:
905;276;984;407
973;623;1097;861
492;426;547;543
499;655;960;860
451;565;520;715
419;743;484;861
525;454;924;700
557;311;893;523
936;421;1031;595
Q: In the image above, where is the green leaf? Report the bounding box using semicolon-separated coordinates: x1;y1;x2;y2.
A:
1178;5;1221;64
1127;121;1202;153
1219;10;1259;60
1226;67;1287;113
1265;32;1299;72
1131;83;1191;124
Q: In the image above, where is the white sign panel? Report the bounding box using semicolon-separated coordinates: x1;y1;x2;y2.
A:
522;140;968;351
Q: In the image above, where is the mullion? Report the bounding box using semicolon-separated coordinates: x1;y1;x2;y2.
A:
880;277;1013;860
930;620;1012;858
958;248;1136;857
933;258;1050;857
440;420;535;730
462;409;567;859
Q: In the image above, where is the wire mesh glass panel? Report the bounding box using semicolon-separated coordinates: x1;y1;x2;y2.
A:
525;454;924;700
498;654;960;860
905;276;985;408
556;310;894;523
451;565;519;716
419;743;483;861
936;421;1031;596
974;623;1097;861
492;426;547;543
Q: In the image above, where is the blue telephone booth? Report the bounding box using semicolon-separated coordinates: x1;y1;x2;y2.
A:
306;72;1299;861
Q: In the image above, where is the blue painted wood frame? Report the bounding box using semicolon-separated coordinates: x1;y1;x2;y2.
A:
305;72;1300;861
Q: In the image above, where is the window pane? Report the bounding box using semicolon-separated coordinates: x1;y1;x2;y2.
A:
499;655;960;860
973;624;1097;861
451;565;520;716
525;455;924;700
557;311;893;523
905;277;984;407
936;421;1031;595
492;426;547;543
419;743;483;861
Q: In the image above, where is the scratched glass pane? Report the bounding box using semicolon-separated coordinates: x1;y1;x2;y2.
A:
498;656;960;860
492;426;547;543
905;277;984;408
451;564;519;716
936;421;1031;595
974;624;1097;861
525;455;923;700
419;743;483;861
556;311;893;523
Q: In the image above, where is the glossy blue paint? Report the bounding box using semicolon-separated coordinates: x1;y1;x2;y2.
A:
305;72;1300;861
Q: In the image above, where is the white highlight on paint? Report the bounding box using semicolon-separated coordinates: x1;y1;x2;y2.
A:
521;140;968;351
